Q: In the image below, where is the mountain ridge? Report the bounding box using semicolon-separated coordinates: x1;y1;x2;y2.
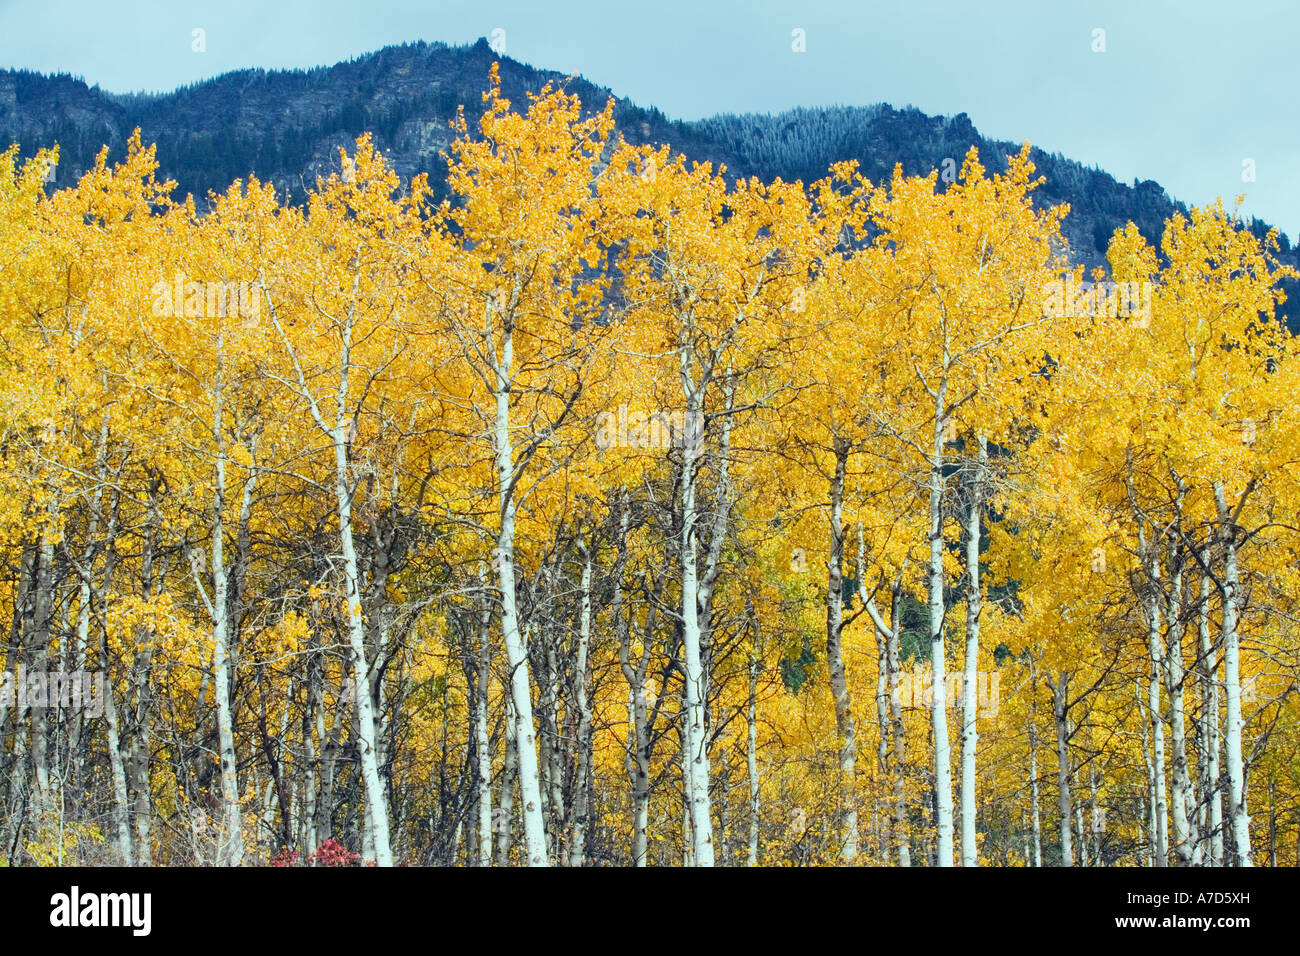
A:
2;36;1296;320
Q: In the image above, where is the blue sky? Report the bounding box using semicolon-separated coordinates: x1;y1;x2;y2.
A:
2;0;1296;239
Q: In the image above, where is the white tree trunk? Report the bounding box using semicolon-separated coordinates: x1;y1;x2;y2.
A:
614;500;653;867
1215;481;1251;865
865;568;911;867
1076;804;1086;867
300;647;319;858
747;632;760;867
888;589;910;867
1197;554;1223;866
1029;657;1042;867
333;424;392;866
100;621;133;865
1163;551;1194;866
959;434;986;866
209;398;243;866
630;683;650;865
1089;763;1101;865
874;623;889;860
567;546;594;867
496;690;517;866
1051;673;1073;867
333;314;391;865
30;520;56;816
492;326;548;866
87;503;131;866
680;701;695;866
678;383;714;866
269;289;391;864
1136;679;1157;866
1140;527;1168;866
825;443;857;862
475;569;494;866
926;394;954;866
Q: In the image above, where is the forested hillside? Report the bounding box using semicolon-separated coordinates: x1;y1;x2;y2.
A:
3;36;1294;289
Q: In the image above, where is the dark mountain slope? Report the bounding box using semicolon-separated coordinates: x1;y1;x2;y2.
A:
2;37;1294;319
